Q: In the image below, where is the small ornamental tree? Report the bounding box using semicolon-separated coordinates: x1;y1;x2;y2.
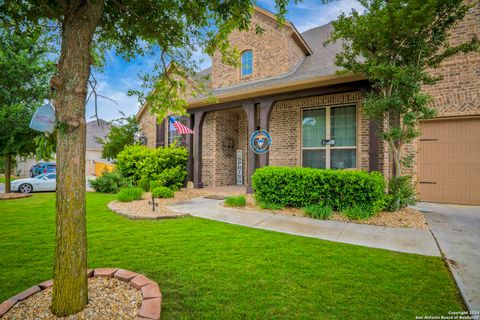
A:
0;0;292;316
97;115;139;161
329;0;479;185
0;26;54;192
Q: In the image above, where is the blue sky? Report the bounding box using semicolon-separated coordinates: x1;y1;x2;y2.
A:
87;0;363;121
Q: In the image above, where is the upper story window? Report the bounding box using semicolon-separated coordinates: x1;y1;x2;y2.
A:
241;50;253;77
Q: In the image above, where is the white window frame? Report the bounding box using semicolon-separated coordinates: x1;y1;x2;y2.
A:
301;104;358;169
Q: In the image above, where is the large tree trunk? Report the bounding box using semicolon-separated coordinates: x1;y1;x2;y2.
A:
4;154;11;193
51;1;104;316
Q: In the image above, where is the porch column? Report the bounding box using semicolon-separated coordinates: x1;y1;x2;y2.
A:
242;103;256;194
258;100;274;168
192;111;205;189
369;120;380;172
185;114;194;184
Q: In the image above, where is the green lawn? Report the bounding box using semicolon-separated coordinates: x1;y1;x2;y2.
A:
0;177;16;183
0;193;464;319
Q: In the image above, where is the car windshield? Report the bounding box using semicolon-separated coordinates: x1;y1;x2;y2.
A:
35;174;47;179
47;165;56;169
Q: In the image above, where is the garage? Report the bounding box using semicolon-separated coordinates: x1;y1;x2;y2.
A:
418;117;480;205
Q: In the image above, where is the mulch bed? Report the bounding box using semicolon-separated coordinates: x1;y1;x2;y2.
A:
108;187;244;220
0;193;31;200
0;268;162;320
232;194;429;229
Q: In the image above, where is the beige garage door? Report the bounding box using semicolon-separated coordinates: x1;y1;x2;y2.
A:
418;118;480;205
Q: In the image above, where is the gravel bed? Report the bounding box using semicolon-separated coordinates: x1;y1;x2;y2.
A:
236;195;428;229
3;277;142;320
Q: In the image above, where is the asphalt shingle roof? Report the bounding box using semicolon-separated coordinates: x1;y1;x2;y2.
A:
86;119;111;149
195;22;341;97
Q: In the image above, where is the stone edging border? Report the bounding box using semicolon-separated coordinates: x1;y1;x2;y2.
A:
0;193;32;200
0;268;162;320
108;201;190;220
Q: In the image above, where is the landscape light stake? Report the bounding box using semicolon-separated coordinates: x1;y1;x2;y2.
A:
148;196;158;212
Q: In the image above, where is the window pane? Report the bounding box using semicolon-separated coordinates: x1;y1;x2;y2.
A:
331;106;356;147
331;149;356;169
168;117;186;146
302;108;326;148
303;150;326;168
241;51;252;76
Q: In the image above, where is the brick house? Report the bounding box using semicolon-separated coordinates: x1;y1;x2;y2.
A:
137;5;480;205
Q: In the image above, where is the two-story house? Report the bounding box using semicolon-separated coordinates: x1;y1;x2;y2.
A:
137;5;480;205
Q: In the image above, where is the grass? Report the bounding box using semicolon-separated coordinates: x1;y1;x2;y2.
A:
224;195;246;207
116;187;143;202
0;177;16;183
0;193;464;319
304;204;334;220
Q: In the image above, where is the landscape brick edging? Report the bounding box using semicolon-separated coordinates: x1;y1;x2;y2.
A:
107;201;190;220
0;268;162;320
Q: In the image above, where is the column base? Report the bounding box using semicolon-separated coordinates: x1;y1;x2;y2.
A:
193;182;204;189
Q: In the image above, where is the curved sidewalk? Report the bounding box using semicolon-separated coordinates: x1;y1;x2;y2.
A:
168;197;440;257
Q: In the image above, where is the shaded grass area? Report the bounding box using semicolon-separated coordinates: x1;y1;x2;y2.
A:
0;193;464;319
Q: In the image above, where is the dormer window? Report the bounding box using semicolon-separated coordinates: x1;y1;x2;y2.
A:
241;50;253;77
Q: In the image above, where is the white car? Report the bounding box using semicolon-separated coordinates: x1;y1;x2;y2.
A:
11;173;57;193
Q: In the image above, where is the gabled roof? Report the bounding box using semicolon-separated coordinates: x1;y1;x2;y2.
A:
186;22;362;108
86;119;110;150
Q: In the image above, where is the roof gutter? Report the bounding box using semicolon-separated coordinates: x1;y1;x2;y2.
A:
186;73;365;109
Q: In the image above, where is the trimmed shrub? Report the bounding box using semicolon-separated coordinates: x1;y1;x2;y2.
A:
224;195;247;207
252;166;386;213
116;145;189;191
117;187;143;202
258;201;283;210
304;204;333;220
342;205;376;220
152;186;175;199
385;176;416;212
89;170;131;193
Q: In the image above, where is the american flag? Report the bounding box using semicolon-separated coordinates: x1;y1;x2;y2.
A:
168;116;194;134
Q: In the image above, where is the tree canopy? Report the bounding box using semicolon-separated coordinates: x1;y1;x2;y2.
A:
329;0;479;179
0;0;291;315
0;25;54;192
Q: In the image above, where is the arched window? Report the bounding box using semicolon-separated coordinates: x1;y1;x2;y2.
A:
241;50;253;77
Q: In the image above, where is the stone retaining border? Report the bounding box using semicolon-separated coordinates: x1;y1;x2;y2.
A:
0;268;162;320
108;201;190;220
0;193;32;200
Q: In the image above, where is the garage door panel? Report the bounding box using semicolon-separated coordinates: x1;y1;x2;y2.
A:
418;118;480;205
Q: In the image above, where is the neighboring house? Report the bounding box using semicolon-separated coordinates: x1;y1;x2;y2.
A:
137;5;480;205
86;119;112;175
14;119;112;177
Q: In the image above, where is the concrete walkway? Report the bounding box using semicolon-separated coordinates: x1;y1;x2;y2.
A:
413;202;480;316
168;197;440;257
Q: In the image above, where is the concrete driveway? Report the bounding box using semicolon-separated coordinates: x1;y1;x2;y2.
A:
414;202;480;315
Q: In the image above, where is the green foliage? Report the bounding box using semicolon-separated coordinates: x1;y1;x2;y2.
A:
385;176;417;212
258;202;284;210
116;187;143;202
89;170;132;194
328;0;479;177
342;206;376;220
0;26;55;164
116;145;188;191
98;115;139;161
224;195;247;207
151;186;175;199
304;204;333;220
252;167;386;213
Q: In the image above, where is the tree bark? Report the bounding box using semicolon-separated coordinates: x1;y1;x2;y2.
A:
51;1;104;316
4;154;11;193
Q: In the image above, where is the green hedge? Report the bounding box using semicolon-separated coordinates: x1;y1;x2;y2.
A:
116;145;188;191
252;166;386;213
